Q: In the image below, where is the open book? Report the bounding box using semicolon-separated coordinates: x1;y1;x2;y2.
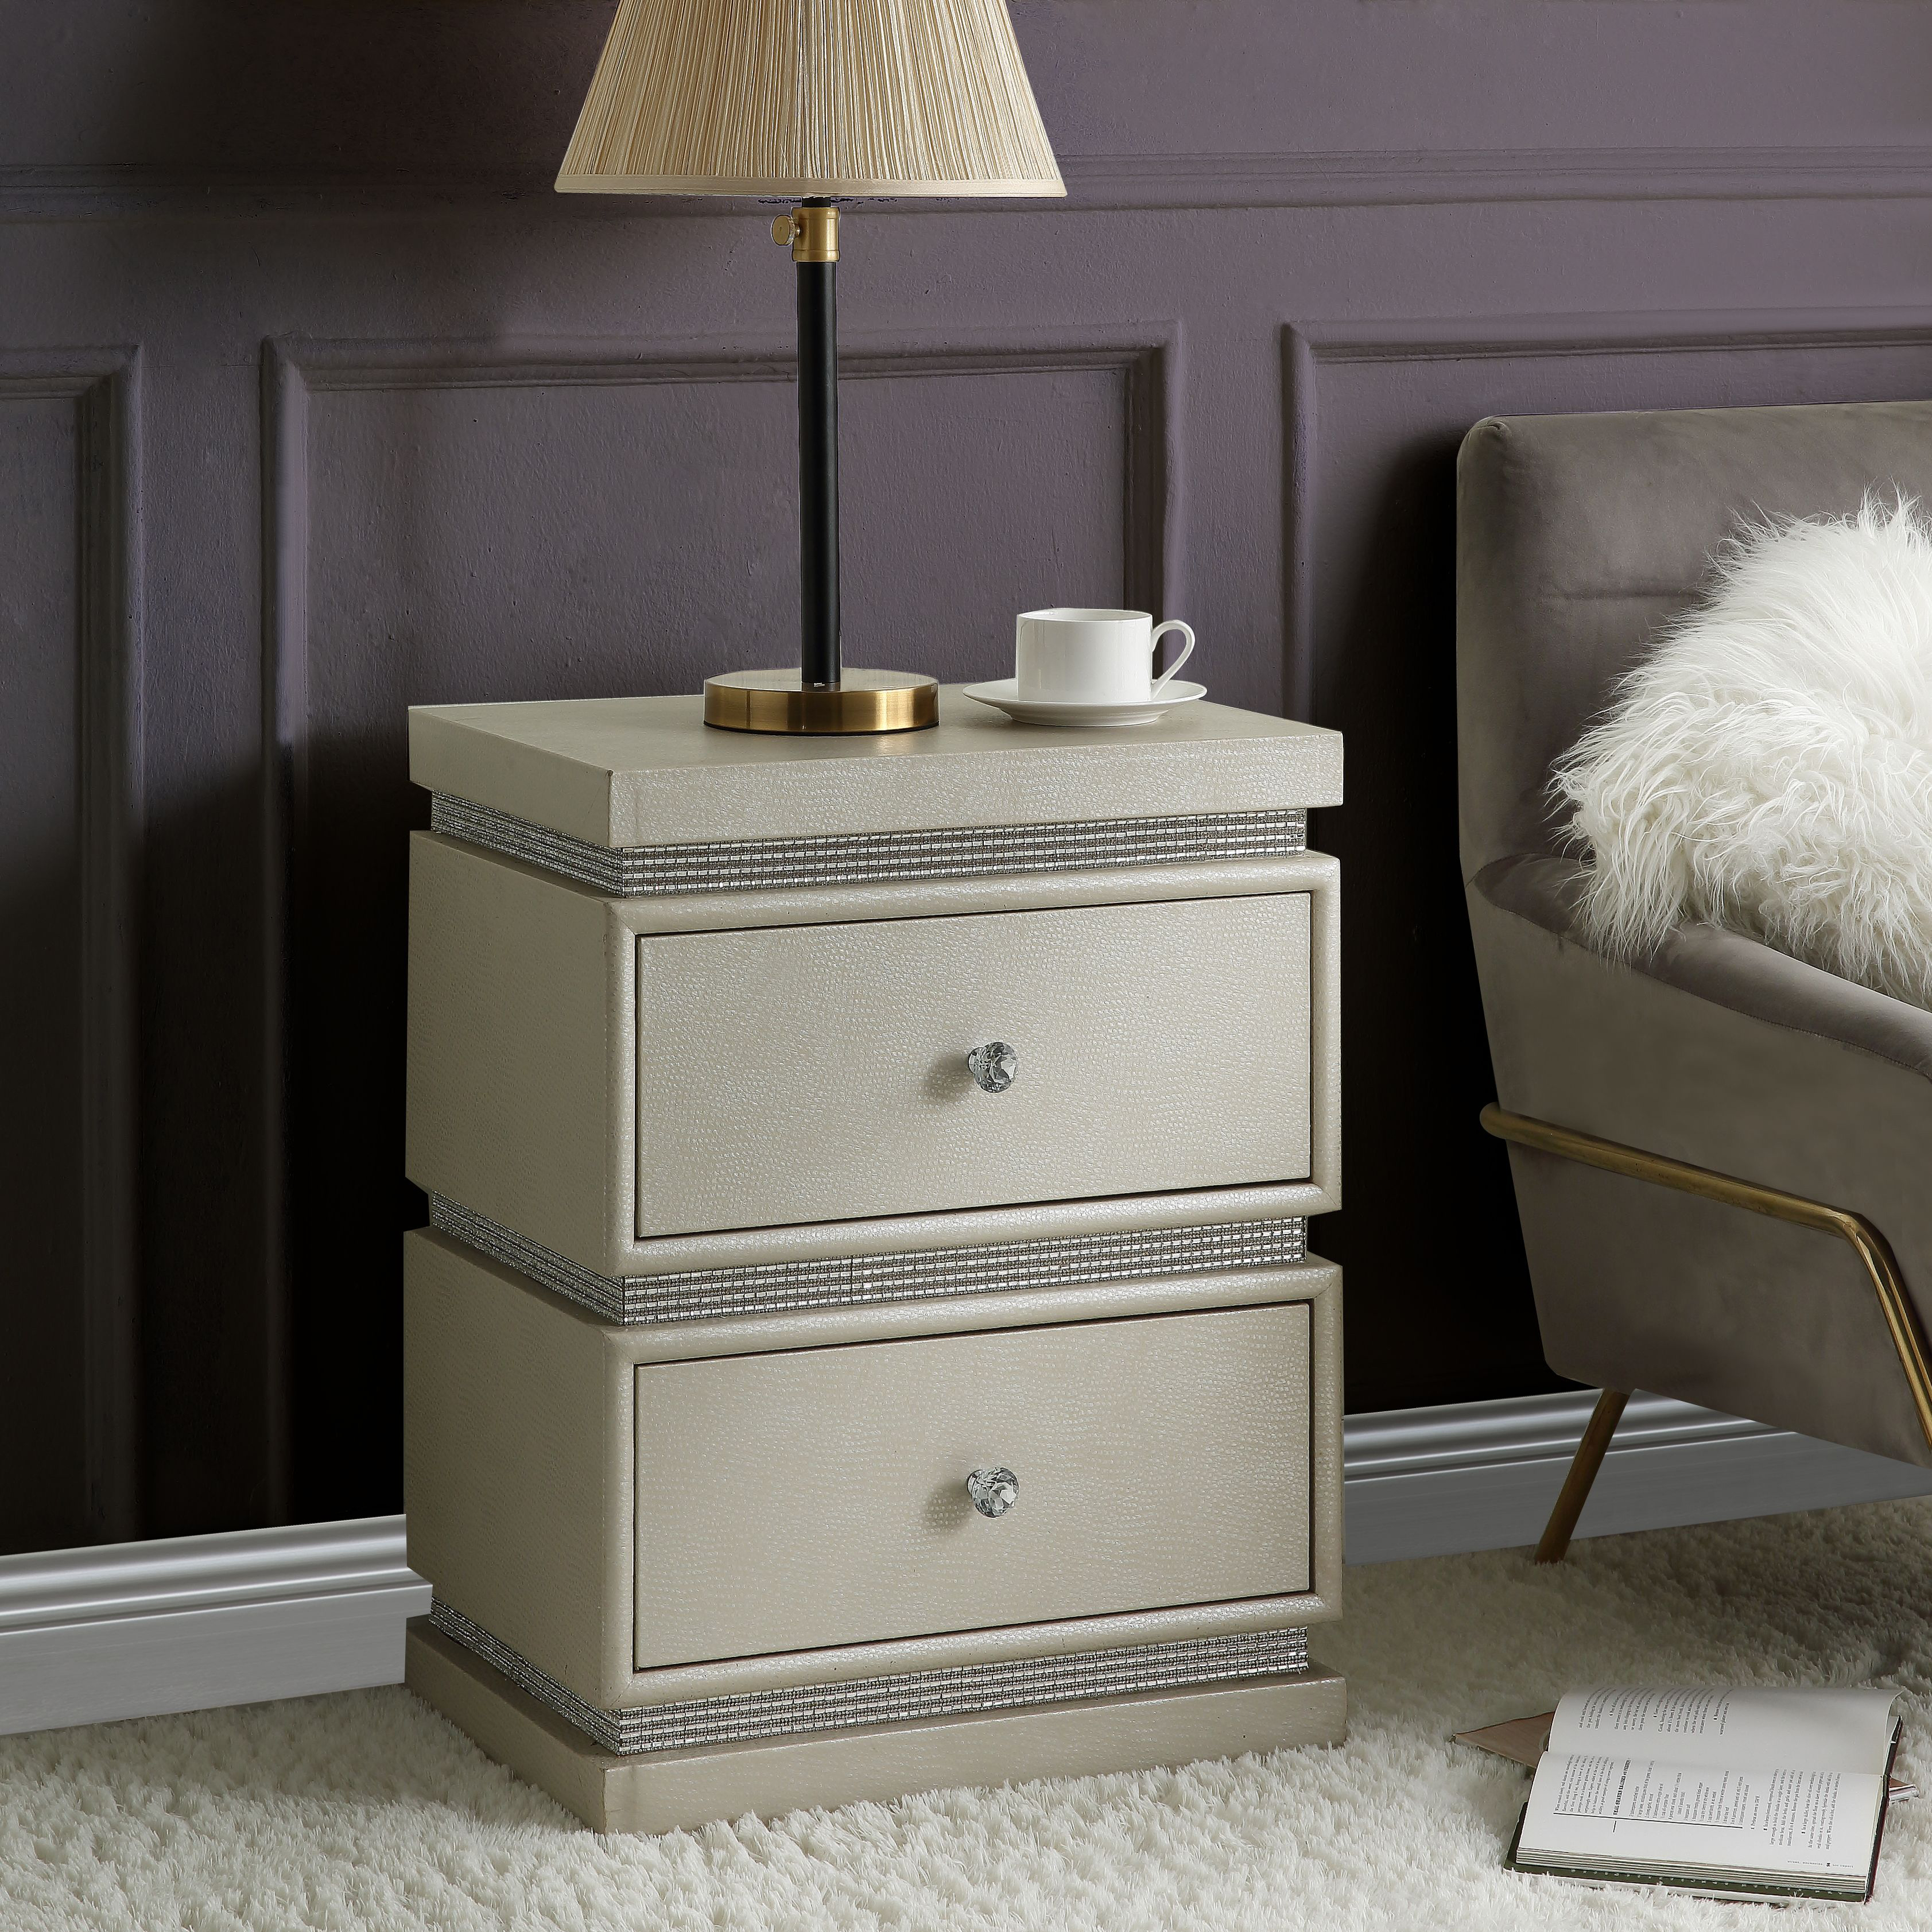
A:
1486;1687;1904;1902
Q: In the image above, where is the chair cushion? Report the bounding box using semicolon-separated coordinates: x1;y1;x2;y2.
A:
1551;500;1932;1010
1477;853;1932;1084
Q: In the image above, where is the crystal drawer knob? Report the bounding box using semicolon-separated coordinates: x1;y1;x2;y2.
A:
966;1042;1018;1093
966;1466;1019;1518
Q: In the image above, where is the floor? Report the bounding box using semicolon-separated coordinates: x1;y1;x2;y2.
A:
8;1498;1932;1930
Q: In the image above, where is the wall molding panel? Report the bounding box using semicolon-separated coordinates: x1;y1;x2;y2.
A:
258;326;1177;1514
1290;308;1932;368
17;146;1932;221
1071;147;1932;212
1283;307;1932;713
0;348;143;1546
265;327;1178;614
264;322;1179;727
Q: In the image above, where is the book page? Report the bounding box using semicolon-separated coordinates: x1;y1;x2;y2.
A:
1549;1687;1898;1775
1453;1710;1921;1802
1519;1752;1886;1881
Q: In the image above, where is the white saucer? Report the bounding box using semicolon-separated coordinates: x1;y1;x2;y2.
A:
960;679;1206;728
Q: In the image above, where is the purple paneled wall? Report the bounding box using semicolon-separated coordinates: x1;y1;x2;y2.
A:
6;0;1932;1546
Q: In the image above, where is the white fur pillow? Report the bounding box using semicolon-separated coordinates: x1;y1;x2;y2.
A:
1551;496;1932;1010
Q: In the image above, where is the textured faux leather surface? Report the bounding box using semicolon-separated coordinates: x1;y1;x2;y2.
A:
633;894;1311;1237
408;834;620;1271
1457;399;1932;881
408;835;1340;1275
631;1304;1311;1669
409;691;1344;848
407;1625;1348;1836
405;1230;623;1702
1468;874;1932;1465
405;1230;1342;1708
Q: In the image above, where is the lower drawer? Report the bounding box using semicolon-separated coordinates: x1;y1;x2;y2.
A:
633;1302;1312;1670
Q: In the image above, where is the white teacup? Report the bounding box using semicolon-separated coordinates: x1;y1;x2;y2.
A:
1015;607;1196;703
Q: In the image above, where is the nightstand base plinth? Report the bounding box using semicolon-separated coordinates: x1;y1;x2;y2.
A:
406;1624;1347;1835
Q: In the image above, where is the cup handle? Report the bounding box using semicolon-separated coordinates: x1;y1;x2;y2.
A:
1150;619;1195;694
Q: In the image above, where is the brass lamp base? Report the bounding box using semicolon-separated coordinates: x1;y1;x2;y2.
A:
703;668;939;735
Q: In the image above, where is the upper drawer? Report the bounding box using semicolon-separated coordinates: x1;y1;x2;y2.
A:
407;835;1336;1277
632;1301;1312;1670
634;893;1310;1237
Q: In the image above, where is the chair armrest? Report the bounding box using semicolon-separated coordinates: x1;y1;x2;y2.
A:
1467;852;1932;1465
1468;850;1932;1245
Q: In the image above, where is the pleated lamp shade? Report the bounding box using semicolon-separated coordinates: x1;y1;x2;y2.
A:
557;0;1064;199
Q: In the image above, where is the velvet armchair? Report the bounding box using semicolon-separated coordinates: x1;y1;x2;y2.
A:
1457;399;1932;1558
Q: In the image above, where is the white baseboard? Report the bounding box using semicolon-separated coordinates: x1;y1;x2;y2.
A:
1344;1389;1932;1565
3;1395;1925;1736
0;1516;428;1737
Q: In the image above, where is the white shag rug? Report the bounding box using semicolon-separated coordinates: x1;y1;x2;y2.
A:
1553;496;1932;1010
11;1501;1932;1929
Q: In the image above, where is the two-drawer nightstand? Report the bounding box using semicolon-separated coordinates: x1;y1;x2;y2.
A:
401;689;1344;1833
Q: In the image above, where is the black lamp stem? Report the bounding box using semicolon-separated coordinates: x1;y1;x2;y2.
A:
703;204;931;732
796;200;840;690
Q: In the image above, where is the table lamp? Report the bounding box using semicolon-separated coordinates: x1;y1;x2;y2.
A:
557;0;1065;734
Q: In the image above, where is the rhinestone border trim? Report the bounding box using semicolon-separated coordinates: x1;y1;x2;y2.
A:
428;1600;1309;1755
428;1196;1309;1326
429;794;1308;897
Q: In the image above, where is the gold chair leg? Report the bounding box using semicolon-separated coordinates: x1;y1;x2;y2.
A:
1534;1388;1628;1564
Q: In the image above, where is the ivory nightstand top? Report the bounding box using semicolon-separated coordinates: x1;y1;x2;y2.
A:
408;689;1342;849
